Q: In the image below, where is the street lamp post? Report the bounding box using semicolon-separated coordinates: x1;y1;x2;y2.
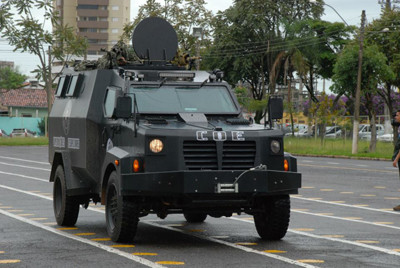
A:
309;0;349;26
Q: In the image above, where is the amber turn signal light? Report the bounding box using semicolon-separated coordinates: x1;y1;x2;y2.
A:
133;159;140;172
284;159;289;171
114;160;119;166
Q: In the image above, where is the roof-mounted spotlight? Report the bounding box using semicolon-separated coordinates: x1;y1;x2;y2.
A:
124;71;135;81
137;73;145;81
213;69;224;82
209;74;217;82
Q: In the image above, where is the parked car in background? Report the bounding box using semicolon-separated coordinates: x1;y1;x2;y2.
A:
377;133;394;142
0;129;9;137
358;124;385;140
10;128;36;138
325;126;342;138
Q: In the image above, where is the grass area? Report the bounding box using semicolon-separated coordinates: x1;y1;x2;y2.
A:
0;137;49;146
284;136;393;160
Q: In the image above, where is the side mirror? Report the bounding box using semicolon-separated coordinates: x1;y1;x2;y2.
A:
115;96;132;119
269;97;283;120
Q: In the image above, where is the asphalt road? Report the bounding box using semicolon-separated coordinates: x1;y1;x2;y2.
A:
1;146;400;267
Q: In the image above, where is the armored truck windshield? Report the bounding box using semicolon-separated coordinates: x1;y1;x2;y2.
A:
129;85;238;114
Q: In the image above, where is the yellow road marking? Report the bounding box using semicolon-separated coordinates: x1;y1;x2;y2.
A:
166;224;185;227
302;186;315;189
343;217;362;220
58;227;78;230
43;222;57;225
29;218;48;221
91;238;111;241
361;194;376;197
188;229;204;232
133;253;158;256
322;235;344;238
17;214;34;216
392;249;400;252
320;189;334;192
353;204;369;207
292;209;309;212
75;233;96;236
297;259;325;263
242;217;253;221
356;240;380;244
235;242;257;246
292;228;314;232
0;251;4;253
111;245;135;248
384;197;400;200
380;208;393;211
316;213;334;216
0;206;12;209
331;201;345;204
264;250;287;253
340;192;354;194
0;260;21;264
374;186;386;189
6;210;24;212
373;222;394;225
156;261;185;265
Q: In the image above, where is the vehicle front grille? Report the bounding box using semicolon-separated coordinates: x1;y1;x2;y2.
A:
183;140;257;170
183;141;218;170
222;141;256;170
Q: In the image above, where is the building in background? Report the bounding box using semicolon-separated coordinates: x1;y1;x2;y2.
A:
0;61;14;69
54;0;131;56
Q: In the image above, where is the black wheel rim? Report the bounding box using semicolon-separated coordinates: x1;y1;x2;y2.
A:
54;177;62;215
107;186;118;230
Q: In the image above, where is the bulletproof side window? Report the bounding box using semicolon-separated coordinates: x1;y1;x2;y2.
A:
104;87;118;118
55;75;71;97
66;74;84;97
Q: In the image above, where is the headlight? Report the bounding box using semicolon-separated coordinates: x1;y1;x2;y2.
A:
270;140;281;154
149;139;163;153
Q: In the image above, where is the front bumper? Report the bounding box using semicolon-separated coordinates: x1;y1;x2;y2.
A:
120;170;301;196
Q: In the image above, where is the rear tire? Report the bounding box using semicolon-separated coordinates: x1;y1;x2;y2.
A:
183;212;207;223
53;165;80;226
105;171;139;242
253;195;290;240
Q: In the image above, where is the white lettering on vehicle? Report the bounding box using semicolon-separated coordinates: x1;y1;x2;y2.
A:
196;131;245;141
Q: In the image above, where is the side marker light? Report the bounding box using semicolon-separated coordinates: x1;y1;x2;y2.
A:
284;159;289;171
133;159;140;172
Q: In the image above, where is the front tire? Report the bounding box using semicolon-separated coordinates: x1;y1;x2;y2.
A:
53;165;80;226
253;195;290;240
105;171;139;242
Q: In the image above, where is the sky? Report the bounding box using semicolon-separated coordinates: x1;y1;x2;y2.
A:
0;0;386;77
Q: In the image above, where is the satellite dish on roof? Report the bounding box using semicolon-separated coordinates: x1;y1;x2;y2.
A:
132;17;178;64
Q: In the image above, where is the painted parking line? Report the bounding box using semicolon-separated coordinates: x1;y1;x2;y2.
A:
0;156;49;165
230;217;400;257
0;161;50;171
0;208;166;268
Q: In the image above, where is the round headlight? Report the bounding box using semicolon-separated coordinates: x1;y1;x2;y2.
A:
149;139;163;153
270;140;281;154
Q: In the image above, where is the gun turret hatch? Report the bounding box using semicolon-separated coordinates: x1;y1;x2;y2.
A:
132;17;178;65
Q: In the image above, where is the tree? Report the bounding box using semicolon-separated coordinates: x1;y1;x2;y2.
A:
0;1;87;114
0;67;27;90
123;0;214;57
365;9;400;143
332;43;394;151
203;0;323;123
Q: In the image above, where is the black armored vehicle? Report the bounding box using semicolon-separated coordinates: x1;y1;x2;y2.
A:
49;17;301;242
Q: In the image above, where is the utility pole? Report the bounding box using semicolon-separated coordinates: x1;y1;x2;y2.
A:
352;10;366;154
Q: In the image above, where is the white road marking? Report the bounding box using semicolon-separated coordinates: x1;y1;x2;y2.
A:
0;161;51;171
0;156;49;165
0;209;166;268
326;162;339;165
0;170;48;183
230;217;400;257
292;196;400;215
